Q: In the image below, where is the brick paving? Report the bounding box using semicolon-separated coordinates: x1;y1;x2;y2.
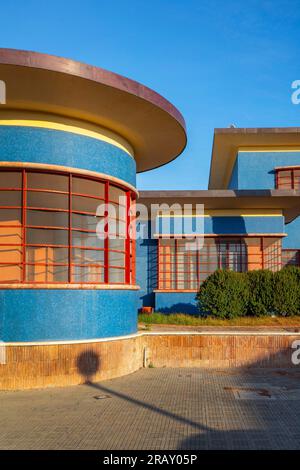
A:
1;368;300;449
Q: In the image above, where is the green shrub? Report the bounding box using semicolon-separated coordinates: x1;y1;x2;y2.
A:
196;270;249;319
247;269;274;316
282;265;300;281
273;268;300;316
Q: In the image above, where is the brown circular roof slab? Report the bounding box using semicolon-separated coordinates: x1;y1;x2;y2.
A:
0;48;187;172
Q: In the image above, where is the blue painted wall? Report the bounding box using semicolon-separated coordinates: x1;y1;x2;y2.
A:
0;289;137;342
228;151;300;190
0;126;136;186
156;215;284;235
283;218;300;249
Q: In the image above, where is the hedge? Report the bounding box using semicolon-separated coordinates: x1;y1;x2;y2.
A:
247;269;274;317
196;267;300;318
196;270;249;319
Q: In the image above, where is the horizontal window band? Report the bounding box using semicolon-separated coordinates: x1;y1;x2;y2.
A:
0;283;140;290
0;163;137;195
154;289;198;293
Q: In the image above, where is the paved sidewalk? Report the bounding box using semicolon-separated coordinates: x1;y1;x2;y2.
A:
1;368;300;449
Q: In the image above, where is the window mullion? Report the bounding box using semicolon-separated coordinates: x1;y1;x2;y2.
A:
68;174;72;283
22;169;26;283
104;181;109;284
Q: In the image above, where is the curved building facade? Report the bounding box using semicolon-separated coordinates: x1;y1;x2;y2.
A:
0;49;186;348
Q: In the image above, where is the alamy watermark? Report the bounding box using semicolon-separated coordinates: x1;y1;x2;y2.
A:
95;200;205;251
291;340;300;365
291;80;300;104
0;341;6;365
0;80;6;104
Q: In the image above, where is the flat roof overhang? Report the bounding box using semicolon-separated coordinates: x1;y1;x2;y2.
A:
209;127;300;189
138;189;300;224
0;48;187;172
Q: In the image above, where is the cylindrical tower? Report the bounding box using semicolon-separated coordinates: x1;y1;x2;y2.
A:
0;49;186;350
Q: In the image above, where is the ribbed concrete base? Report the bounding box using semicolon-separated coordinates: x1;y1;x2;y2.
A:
1;332;299;390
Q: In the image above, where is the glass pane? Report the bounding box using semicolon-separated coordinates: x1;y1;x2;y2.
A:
26;264;68;282
72;230;104;249
0;209;21;226
282;250;299;267
27;191;68;210
72;265;104;283
26;228;68;245
0;264;22;282
72;177;104;198
108;202;125;220
0;191;22;207
278;170;292;189
26;246;68;264
0;226;22;245
0;245;22;263
27;210;68;228
218;242;227;269
0;172;22;188
72;248;104;265
72;213;101;231
109;251;125;267
109;267;125;283
294;170;300;189
72;195;103;214
109;238;125;251
27;172;68;192
109;186;126;205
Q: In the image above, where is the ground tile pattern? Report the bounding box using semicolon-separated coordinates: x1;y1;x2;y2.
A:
1;368;300;450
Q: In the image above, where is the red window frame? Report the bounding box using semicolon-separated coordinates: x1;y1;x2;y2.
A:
157;236;282;291
275;167;300;189
0;168;136;285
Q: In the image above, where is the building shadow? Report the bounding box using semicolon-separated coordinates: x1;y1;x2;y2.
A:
158;302;198;315
76;343;300;450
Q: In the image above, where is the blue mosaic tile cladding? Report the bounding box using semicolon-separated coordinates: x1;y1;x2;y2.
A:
228;151;300;190
0;126;136;186
0;289;138;342
156;215;284;235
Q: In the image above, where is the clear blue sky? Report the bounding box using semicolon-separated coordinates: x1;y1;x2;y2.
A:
1;0;300;189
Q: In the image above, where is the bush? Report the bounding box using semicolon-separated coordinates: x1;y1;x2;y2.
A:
196;270;249;319
197;267;300;318
247;269;274;317
273;268;300;316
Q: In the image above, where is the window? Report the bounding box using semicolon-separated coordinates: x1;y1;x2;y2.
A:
276;167;300;189
158;237;281;291
218;239;247;272
0;169;135;284
282;249;300;267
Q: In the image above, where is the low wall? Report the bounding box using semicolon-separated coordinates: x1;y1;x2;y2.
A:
0;335;144;390
143;333;300;369
0;332;299;390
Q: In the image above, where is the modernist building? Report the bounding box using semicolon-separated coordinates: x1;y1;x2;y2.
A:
137;128;300;314
0;49;300;388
